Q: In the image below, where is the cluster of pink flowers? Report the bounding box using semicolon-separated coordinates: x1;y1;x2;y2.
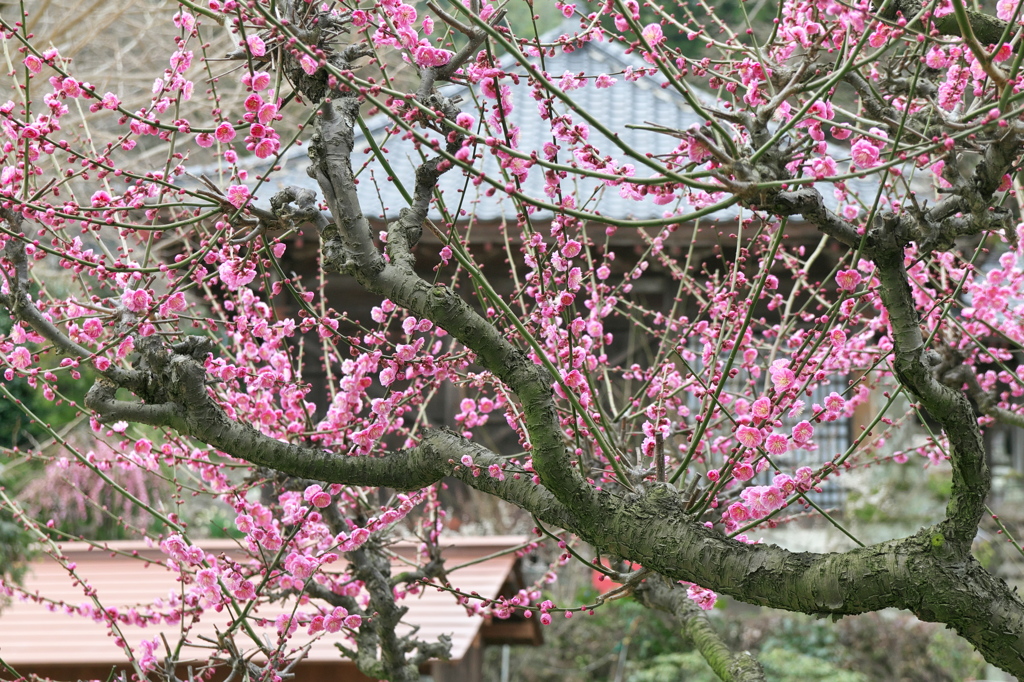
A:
454;395;505;436
305;606;363;635
722;468;816;532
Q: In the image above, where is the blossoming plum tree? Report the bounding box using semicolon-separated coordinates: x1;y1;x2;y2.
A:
4;0;1024;678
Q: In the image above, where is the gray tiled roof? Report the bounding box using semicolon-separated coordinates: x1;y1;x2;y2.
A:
250;30;879;225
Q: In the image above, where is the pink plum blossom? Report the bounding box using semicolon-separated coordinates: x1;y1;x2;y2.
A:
23;55;43;74
215;122;235;142
792;421;814;444
765;433;789;455
736;426;763;448
226;185;250;208
415;46;452;68
246;35;266;57
836;269;862;291
121;288;153;313
851;139;881;168
641;23;665;46
733;462;755;481
8;346;31;370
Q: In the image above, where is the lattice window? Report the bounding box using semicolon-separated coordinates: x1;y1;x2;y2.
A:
765;378;849;511
684;343;850;511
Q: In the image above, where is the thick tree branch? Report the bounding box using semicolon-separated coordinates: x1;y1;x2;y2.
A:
1;208;141;390
85;357;580;528
636;576;766;682
861;195;996;542
345;542;450;681
42;314;1024;667
942;362;1024;429
306;87;599;520
877;0;1011;45
3;225;578;532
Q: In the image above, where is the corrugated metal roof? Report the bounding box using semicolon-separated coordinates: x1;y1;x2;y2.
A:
0;536;528;668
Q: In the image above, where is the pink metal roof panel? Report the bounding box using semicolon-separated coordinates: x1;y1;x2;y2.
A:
0;536;527;668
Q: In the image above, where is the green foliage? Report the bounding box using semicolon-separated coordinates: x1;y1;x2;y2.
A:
926;629;986;679
837;612;986;680
485;592;987;682
0;311;93;451
482;589;684;682
0;500;33;587
850;500;887;523
1;314;49;449
973;537;996;570
194;504;246;539
626;649;867;682
624;614;984;682
926;469;954;500
759;615;839;661
624;652;714;682
0;377;40;450
757;649;868;682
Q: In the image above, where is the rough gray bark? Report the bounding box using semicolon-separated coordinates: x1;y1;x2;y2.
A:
875;0;1012;46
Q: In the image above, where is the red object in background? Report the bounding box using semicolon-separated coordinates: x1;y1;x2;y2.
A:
591;558;641;591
